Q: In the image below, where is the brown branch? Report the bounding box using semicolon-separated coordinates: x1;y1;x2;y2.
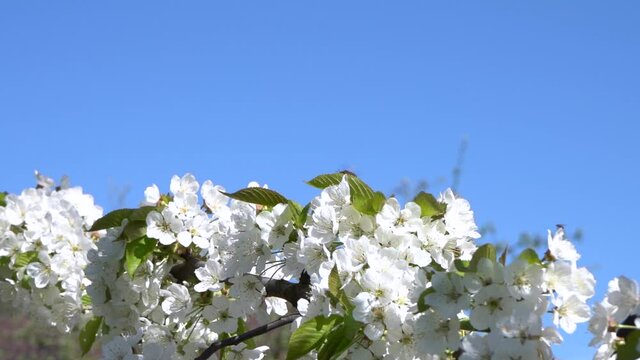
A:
193;271;311;359
169;253;311;359
258;270;310;306
194;313;301;360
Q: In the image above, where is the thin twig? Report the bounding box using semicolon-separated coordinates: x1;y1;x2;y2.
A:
194;313;301;360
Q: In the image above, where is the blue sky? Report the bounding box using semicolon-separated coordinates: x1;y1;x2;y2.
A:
1;2;639;359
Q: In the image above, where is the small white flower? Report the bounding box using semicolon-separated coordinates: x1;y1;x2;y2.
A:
161;284;192;316
194;260;223;293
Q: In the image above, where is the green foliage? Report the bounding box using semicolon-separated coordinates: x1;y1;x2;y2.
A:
412;191;447;219
15;251;39;268
286;315;342;360
317;312;362;360
128;206;156;222
352;191;386;216
307;172;386;215
417;287;436;312
79;316;102;356
518;248;542;264
122;221;148;242
223;187;288;207
0;192;6;207
89;208;136;231
306;173;345;189
617;330;640;360
124;236;157;277
467;244;496;272
328;266;352;311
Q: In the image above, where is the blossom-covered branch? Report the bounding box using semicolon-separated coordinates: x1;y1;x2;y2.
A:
1;171;639;360
195;313;301;360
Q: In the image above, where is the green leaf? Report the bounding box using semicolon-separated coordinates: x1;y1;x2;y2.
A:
286;315;343;360
307;173;381;215
0;192;7;207
317;312;362;360
518;248;541;264
328;266;352;311
223;187;288;207
417;288;435;312
89;208;135;231
15;251;39;267
79;316;102;355
413;191;447;218
122;221;147;242
346;176;374;200
125;236;157;277
307;173;374;199
617;330;640;360
296;203;311;229
467;244;496;272
352;191;386;216
288;200;302;220
306;173;344;189
81;294;92;307
128;206;156;222
454;259;470;272
328;266;341;298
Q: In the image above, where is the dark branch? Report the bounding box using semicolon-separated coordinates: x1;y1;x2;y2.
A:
170;255;310;359
194;313;301;360
258;270;311;306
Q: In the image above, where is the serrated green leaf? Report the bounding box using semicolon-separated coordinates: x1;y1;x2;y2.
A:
328;266;352;311
306;173;374;199
347;176;374;200
417;288;436;312
122;221;147;242
79;316;102;355
306;173;344;189
468;244;496;272
0;192;7;207
223;187;288;207
328;266;341;298
317;312;362;360
287;200;303;229
617;330;640;360
15;251;38;267
518;248;541;264
125;236;157;277
413;191;447;218
297;203;311;228
286;315;343;360
307;173;380;216
129;206;156;222
352;191;386;216
89;208;135;231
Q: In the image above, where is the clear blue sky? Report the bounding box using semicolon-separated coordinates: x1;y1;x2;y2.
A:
1;2;639;359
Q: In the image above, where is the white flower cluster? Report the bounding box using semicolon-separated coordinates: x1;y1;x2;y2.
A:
1;172;637;360
0;172;102;332
295;178;596;360
588;276;640;359
86;174;273;359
